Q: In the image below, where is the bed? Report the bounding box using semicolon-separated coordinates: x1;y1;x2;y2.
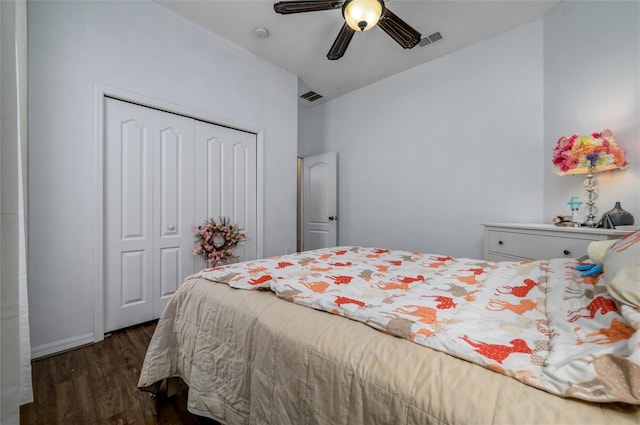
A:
138;233;640;424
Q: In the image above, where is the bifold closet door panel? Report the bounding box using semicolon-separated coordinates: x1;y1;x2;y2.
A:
104;98;195;332
194;121;257;268
105;99;155;332
151;112;195;319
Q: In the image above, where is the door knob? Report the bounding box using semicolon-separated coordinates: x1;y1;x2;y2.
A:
168;225;175;231
329;216;337;221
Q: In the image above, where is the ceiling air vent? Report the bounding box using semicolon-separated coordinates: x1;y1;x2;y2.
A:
419;32;443;47
300;91;323;102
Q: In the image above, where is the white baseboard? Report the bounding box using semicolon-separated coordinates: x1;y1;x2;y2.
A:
31;332;95;360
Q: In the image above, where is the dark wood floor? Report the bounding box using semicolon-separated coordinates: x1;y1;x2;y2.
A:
20;321;220;425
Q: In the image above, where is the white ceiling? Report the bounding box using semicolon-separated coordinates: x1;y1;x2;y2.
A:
156;0;560;107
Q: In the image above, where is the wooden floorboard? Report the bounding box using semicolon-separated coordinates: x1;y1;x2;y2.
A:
20;321;220;425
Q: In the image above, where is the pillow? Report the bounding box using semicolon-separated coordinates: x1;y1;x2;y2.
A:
603;230;640;308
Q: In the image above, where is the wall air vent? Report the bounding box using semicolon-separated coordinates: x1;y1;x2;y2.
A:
300;91;323;102
419;32;443;47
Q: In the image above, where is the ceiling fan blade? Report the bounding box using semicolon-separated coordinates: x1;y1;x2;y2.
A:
327;23;355;60
274;1;343;14
378;8;421;49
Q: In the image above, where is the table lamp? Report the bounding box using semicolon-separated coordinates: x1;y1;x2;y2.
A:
552;129;628;227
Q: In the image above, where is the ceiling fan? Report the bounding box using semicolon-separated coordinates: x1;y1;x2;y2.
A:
273;0;422;60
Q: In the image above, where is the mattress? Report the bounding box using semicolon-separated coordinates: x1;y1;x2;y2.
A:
138;247;640;424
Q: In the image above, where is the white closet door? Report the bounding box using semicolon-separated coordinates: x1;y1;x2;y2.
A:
152;115;195;318
104;98;194;332
194;121;257;269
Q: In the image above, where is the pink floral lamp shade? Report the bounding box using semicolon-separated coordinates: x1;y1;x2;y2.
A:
552;129;628;227
552;129;628;175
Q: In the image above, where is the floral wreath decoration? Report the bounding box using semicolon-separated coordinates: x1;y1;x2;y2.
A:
192;216;247;267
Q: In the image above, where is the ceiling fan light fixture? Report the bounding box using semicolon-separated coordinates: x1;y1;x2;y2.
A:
342;0;384;32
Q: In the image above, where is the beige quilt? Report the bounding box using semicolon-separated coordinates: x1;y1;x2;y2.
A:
138;249;640;424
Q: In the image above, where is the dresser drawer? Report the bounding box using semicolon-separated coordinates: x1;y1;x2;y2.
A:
486;230;593;260
483;223;630;262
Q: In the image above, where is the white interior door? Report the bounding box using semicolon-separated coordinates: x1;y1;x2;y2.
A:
194;121;257;269
104;98;194;332
302;152;337;250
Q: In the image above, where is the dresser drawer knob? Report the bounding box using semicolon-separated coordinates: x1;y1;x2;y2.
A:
563;249;571;255
498;240;504;245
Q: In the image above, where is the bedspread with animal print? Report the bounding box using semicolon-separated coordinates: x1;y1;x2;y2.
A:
189;246;640;404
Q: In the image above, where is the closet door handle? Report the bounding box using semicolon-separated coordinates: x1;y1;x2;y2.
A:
563;249;570;255
329;216;337;221
168;225;175;231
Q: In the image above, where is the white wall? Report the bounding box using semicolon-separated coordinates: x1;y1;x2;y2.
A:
28;1;298;356
299;21;544;258
543;1;640;222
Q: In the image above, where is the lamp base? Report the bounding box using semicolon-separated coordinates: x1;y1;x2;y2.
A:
583;218;598;228
582;165;599;228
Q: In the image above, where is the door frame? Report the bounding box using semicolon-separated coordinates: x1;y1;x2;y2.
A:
296;157;303;252
93;84;264;342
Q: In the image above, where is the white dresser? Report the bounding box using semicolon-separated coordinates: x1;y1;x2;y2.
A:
483;223;634;262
